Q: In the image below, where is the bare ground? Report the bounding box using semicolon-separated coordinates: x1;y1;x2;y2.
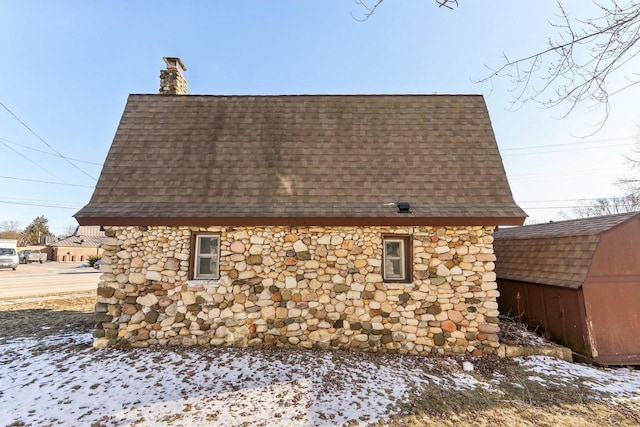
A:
0;296;638;426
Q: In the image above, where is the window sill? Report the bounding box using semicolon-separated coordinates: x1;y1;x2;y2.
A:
185;279;219;291
383;281;414;289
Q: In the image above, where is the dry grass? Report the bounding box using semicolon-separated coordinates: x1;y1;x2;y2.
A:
0;296;94;344
383;401;640;426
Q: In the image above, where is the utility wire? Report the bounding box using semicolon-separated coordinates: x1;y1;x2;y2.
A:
0;175;94;188
502;142;636;156
0;136;102;166
0;140;68;183
509;166;620;179
0;101;98;181
518;197;627;203
0;196;80;208
0;199;79;210
521;206;581;210
501;135;636;152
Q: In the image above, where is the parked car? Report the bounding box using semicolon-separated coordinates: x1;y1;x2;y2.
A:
18;249;47;264
0;239;19;270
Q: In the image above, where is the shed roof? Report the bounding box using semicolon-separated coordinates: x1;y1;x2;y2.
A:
494;212;640;288
75;94;525;226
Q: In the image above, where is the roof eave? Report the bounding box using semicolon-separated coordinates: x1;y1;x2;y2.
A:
75;215;526;227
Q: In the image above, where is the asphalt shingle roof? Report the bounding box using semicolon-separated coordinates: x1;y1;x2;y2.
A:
49;226;105;248
494;212;640;288
49;235;105;248
75;94;525;225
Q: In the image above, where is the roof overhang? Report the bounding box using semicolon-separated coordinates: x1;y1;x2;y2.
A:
76;215;526;227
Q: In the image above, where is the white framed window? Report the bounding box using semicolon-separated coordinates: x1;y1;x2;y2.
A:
382;235;411;282
193;234;220;279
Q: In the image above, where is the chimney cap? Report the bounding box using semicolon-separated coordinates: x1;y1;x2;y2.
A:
163;57;187;72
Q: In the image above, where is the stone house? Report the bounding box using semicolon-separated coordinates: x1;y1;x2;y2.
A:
75;57;526;353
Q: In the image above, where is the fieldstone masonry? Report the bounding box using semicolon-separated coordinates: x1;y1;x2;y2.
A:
159;57;187;95
94;225;501;355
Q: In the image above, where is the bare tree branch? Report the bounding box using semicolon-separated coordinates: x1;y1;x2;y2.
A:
618;139;640;192
477;1;640;128
352;0;458;21
570;193;640;218
352;0;385;22
354;1;639;128
435;0;459;10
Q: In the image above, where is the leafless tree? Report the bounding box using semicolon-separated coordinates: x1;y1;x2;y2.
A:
355;1;640;128
570;193;640;217
352;0;458;21
60;224;78;238
617;142;640;191
0;220;21;240
479;1;640;129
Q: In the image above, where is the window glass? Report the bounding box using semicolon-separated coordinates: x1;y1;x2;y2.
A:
194;234;220;279
384;241;403;279
198;258;214;276
199;237;217;255
383;237;409;282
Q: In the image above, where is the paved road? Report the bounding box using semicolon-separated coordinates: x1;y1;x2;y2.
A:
0;261;100;299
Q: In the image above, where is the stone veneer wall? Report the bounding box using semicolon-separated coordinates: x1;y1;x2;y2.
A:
94;226;500;355
159;68;187;95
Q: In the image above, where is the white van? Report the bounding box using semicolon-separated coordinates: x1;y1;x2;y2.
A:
0;239;19;270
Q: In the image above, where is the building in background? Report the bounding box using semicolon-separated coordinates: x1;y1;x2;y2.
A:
49;225;105;262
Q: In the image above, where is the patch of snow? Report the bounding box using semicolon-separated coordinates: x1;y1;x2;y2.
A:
1;335;639;426
519;356;640;398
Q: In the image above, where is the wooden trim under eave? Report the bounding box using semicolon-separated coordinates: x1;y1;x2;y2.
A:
76;216;526;227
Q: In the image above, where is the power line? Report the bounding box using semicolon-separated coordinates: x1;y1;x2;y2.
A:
0;175;94;188
521;206;579;210
0;101;98;181
0;140;68;183
501;135;637;152
502;142;636;156
509;166;620;179
518;197;620;203
516;195;640;211
0;196;80;208
0;136;103;166
0;199;79;210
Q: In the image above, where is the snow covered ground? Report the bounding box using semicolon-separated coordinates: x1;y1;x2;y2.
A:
1;332;639;426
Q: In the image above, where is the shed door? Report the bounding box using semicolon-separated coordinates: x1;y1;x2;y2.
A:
583;279;640;364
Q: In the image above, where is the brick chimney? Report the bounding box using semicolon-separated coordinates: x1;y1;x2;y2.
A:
159;57;187;95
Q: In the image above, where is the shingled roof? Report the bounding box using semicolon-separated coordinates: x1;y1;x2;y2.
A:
75;94;525;226
49;226;105;248
494;212;640;288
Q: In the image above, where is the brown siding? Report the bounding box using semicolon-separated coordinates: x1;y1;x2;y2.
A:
589;215;640;277
496;213;640;365
497;279;591;356
582;277;640;364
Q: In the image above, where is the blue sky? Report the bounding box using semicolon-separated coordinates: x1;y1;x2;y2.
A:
1;1;638;234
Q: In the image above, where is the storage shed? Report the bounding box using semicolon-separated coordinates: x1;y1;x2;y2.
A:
494;212;640;365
